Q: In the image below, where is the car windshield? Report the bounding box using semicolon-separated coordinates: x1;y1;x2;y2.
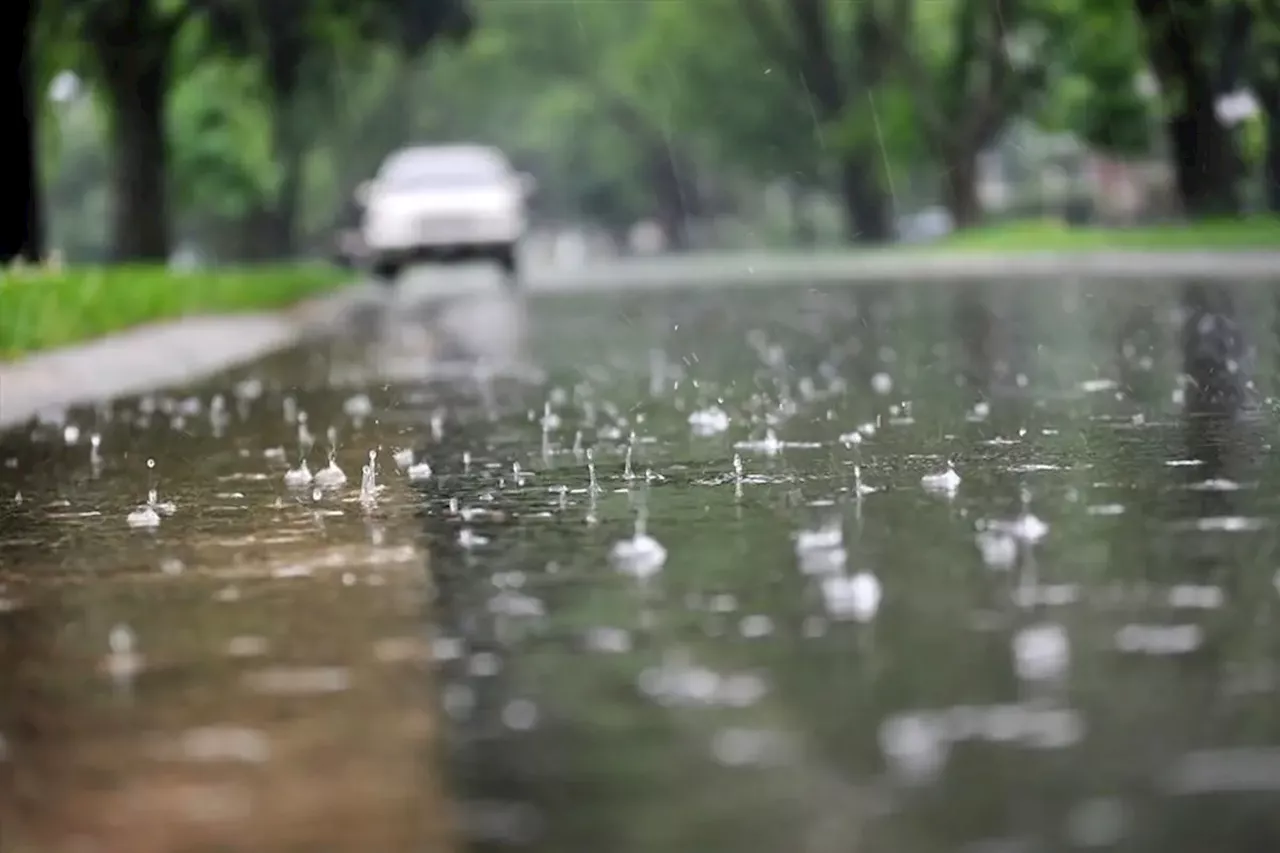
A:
380;151;506;189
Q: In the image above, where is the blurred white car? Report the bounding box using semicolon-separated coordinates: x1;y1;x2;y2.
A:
356;144;535;284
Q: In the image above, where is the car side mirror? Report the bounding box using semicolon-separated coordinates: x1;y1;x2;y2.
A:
353;180;373;206
518;172;538;197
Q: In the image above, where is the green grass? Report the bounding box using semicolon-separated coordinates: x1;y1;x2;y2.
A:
0;263;349;360
934;215;1280;252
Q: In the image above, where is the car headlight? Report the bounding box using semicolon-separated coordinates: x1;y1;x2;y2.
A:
365;209;404;233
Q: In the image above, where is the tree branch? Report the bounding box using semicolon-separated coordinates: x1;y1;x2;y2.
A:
967;0;1018;147
737;0;846;119
788;0;845;117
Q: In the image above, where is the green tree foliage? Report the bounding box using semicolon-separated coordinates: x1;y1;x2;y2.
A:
1036;0;1154;158
408;0;708;246
34;0;473;262
28;0;1280;263
193;0;473;256
626;0;827;186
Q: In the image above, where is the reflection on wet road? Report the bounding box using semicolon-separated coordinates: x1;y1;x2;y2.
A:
6;274;1280;852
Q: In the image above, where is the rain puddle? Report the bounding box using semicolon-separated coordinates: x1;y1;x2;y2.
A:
1;381;450;851
5;277;1280;852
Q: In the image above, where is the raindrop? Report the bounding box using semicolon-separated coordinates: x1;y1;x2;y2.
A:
921;460;961;494
976;529;1018;569
359;449;379;503
821;572;882;622
610;508;667;579
407;457;433;482
502;699;539;731
852;463;877;496
688;405;730;436
1013;622;1070;681
284;460;313;488
314;458;347;490
126;504;161;529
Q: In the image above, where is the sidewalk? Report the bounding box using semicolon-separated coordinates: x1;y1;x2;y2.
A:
0;284;370;430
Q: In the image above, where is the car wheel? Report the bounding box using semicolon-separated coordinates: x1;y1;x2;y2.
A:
371;259;400;284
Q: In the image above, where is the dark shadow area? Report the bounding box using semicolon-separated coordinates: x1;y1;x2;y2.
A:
1135;280;1280;853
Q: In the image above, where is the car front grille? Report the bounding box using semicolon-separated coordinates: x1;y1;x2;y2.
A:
419;215;475;235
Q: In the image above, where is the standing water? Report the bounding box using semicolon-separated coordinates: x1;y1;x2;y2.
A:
5;277;1280;852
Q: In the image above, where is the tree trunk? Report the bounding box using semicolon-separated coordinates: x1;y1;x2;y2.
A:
262;29;306;261
1134;0;1241;218
1166;105;1240;217
1261;87;1280;213
837;157;892;243
2;0;43;263
256;109;304;259
648;141;692;252
100;44;172;262
941;149;982;228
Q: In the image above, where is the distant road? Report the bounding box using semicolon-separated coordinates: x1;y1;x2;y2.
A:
390;249;1280;298
6;247;1279;430
514;249;1280;292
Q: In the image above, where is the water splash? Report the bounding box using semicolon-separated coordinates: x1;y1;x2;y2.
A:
359;449;380;504
127;458;174;526
976;527;1019;569
407;455;433;482
314;430;348;489
126;504;162;529
921;459;961;494
284;459;313;488
795;520;847;575
735;428;783;455
688;404;731;436
1013;622;1071;681
852;463;877;496
610;508;667;579
821;571;882;622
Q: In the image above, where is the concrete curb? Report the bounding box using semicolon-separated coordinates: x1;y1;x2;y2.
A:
0;283;373;430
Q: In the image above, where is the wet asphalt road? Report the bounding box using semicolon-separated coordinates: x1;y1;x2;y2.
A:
5;268;1280;852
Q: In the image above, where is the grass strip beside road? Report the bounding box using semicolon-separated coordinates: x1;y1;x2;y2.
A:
0;264;349;360
935;216;1280;252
